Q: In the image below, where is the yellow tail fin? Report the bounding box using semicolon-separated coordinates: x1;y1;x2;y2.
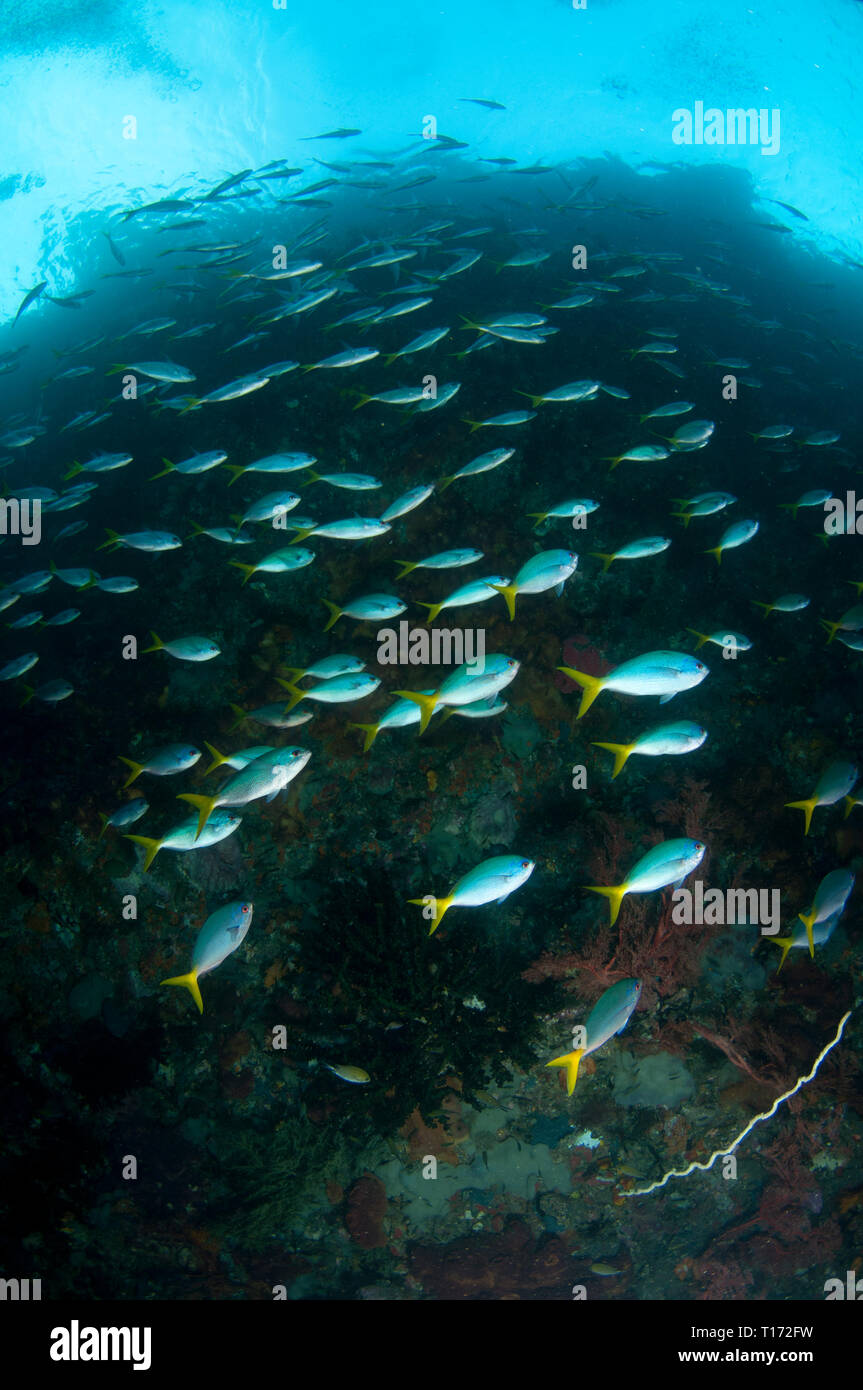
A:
176;792;218;841
591;552;616;573
767;936;794;972
224;464;246;485
751;601;773;618
124;834;164;873
274;679;306;713
118;756;144;788
415;600;444;625
546;1048;585;1096
584;884;628;926
408;893;455;935
591;741;634;780
204;741;227;775
229;562;256;584
322;600;342;632
394;559;417;580
161;970;204;1014
98;528;121;552
844;795;861;819
527;511;548;527
437;474;455;491
556;666;604;718
393;689;438;735
819;619;840;644
228;703;248;732
149;458;174;480
141;630;164;654
686;628;710;650
290;527;316;546
797;909;817;958
704;546;723;565
670;510;693;528
785;797;816;836
489;581;518;621
349;722;379;753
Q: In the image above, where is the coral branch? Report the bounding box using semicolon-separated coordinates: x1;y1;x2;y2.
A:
620;1009;854;1198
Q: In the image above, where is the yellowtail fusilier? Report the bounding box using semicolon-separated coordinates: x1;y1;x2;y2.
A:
767;912;842;973
187;525;253;546
490;550;578;620
303;471;382;491
282;654;367;682
784;869;855;961
98;797;148;837
230;548;314;583
150;450;228;480
203;742;278;774
640;402;695;423
546;979;642;1094
381;485;435;523
289;517;391;545
231;492;301;528
749;424;794;442
592;536;670;572
276;672;381;712
224;452;316;485
395;548;483;581
462;410;535;433
161;901;253;1014
228;702;313;732
64;452;133;479
98;529;182;553
125;809;242;872
592;720;707;779
178;747;312;839
686;628;752;653
395;653;519;734
142;632;220;662
20;677;74;706
409;854;535;934
415;574;510;625
819;604;863;645
437;447;514;490
670;491;736;526
516;380;600;408
527;498;599;528
605;444;669;470
180;373;271;411
778;489;832;520
751;593;809;618
349;692;432;752
0;653;38;681
118;744;201;787
785;760;858;836
352;386;429;410
370;297;433;324
321;593;406;632
558;650;708;718
383;327;450;365
661;419;715;452
587;838;706;926
704;519;759;564
302;347;380;372
108;361;195;383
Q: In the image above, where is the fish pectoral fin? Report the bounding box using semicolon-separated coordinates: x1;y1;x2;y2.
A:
658;692;676;705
